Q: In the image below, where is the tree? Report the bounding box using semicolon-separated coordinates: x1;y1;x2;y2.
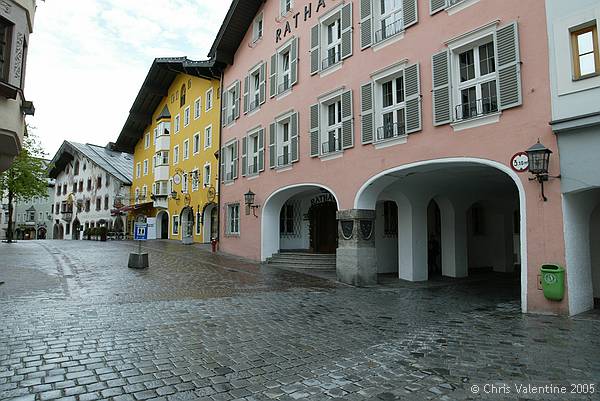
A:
0;131;49;243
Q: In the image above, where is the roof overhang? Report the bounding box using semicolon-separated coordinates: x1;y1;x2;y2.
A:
48;141;75;178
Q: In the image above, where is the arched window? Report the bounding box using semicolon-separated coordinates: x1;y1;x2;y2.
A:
180;84;186;107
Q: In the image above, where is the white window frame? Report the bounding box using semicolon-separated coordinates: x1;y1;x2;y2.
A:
182;172;188;193
227;203;240;235
136;162;141;178
225;83;238;125
204;125;213;149
173;145;180;165
248;65;262;112
153;127;159;141
191;169;199;192
321;11;342;70
142;185;147;200
253;13;264;43
203;163;211;187
135;187;140;201
143;159;149;176
193;133;201;155
278;44;293;94
320;94;343;155
194;97;201;119
205;88;213;111
172;215;180;235
247;129;261;175
144;132;150;149
183;106;191;127
371;62;410;146
183;139;190;160
374;0;404;45
377;72;406;142
224;140;237;182
276;115;292;167
157;151;169;166
174;114;181;133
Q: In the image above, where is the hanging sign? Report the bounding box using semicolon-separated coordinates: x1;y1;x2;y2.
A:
510;152;529;173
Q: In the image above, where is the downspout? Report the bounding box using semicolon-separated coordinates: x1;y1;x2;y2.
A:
217;69;225;246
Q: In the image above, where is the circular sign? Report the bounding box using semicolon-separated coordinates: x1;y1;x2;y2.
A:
207;187;216;202
510;152;529;172
173;174;181;185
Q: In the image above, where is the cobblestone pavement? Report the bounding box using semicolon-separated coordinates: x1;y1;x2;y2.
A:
0;240;599;401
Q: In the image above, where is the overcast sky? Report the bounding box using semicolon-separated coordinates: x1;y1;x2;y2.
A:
25;0;231;158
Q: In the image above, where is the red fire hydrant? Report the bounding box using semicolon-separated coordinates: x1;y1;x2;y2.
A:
211;238;218;253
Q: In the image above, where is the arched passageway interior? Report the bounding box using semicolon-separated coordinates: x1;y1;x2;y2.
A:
181;207;194;244
202;204;218;243
156;211;169;240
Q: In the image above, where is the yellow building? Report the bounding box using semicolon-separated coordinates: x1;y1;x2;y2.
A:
114;58;220;243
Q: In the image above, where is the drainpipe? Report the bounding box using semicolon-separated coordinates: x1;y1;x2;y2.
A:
216;69;225;246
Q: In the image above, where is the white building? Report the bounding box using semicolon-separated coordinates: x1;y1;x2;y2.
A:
48;141;133;240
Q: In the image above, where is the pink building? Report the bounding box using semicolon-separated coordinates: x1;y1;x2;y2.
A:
210;0;567;314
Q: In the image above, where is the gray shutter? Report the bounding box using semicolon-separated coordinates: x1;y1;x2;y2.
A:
221;90;228;127
291;112;299;162
404;63;422;134
341;90;354;149
291;37;299;86
496;22;522;110
220;147;226;183
270;53;277;98
403;0;418;29
258;128;265;172
360;0;372;49
243;75;250;114
269;123;276;168
234;81;241;120
241;136;247;177
341;3;353;60
430;0;446;15
432;50;452;126
360;82;374;144
232;140;239;179
310;24;320;75
310;103;320;157
259;62;266;105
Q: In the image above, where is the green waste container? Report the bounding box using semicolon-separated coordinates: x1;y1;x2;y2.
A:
540;264;565;301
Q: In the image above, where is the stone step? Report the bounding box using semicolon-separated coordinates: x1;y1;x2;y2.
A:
274;253;336;259
268;259;336;267
267;252;336;270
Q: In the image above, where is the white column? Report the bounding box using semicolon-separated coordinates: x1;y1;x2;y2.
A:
396;194;428;282
437;197;468;278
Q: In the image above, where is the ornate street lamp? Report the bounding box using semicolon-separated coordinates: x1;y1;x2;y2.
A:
244;189;260;217
526;140;556;202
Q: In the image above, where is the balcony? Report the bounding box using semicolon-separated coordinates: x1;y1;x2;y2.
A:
374;18;404;44
277;153;292;168
454;97;498;121
154;165;170;181
247;163;259;176
321;138;342;155
248;98;260;113
278;76;291;94
225;113;235;126
152;195;168;209
155;135;170;152
322;51;340;70
376;122;406;142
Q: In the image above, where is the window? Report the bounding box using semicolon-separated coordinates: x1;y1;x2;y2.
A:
203;164;211;187
571;24;600;80
205;88;213;111
104;196;109;210
279;203;294;234
310;90;354;156
174;114;181;133
63;184;67;194
134;188;140;202
227;204;240;235
281;49;291;92
378;75;406;141
183;139;190;160
85;199;91;212
144;132;150;149
136;163;141;178
280;0;292;16
193;133;200;154
253;13;264;43
142;185;147;200
55;203;59;214
172;215;180;235
0;18;12;82
57;185;61;196
245;64;265;113
223;82;240;126
157;151;169;166
270;38;298;97
196;211;202;235
96;197;101;211
74;161;80;175
270;112;298;167
323;15;342;69
245;130;263;175
173;145;180;164
194;97;201;119
325;99;343;153
278;120;291;167
222;140;238;182
72;183;77;194
180;84;186;107
184;106;191;127
191;170;199;191
143;159;148;175
106;174;110;187
154;127;159;141
375;0;403;44
182;173;188;194
78;181;83;192
204;125;213;149
383;201;398;236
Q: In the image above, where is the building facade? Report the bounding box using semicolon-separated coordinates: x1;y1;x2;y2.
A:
210;0;569;314
115;58;221;244
546;0;600;314
12;176;54;240
0;0;36;172
0;192;11;239
48;141;133;240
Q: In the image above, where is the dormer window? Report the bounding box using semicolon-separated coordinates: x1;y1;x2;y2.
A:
253;13;263;43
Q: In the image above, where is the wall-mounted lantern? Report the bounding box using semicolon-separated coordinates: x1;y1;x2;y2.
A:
526;140;558;202
244;189;260;217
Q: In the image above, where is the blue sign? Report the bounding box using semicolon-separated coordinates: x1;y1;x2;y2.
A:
134;223;148;241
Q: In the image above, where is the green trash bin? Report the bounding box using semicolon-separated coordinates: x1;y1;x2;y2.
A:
540;264;565;301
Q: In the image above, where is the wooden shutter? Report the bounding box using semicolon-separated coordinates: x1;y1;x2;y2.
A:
221;90;228;127
241;136;247;176
360;0;372;50
234;81;241;120
269;122;276;168
220;146;226;182
432;50;452;126
341;90;354;149
270;53;277;98
404;63;422;134
232;140;239;180
258;128;265;172
259;62;266;105
291;112;299;162
310;24;320;75
243;75;250;114
310;103;320;157
430;0;446;15
360;82;374;144
291;37;299;86
496;22;522;110
403;0;418;29
341;3;353;60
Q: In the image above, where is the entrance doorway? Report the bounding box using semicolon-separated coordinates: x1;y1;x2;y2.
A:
72;219;81;240
38;227;47;240
310;201;338;254
156;211;169;239
202;204;218;242
181;207;194;245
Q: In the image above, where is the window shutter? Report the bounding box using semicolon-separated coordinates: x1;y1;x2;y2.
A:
221;90;228;127
232;140;239;180
496;22;522;110
259;62;266;105
234;81;241;120
270;53;277;98
258;128;265;172
403;0;418;29
291;37;299;86
291;112;299;162
430;0;446;15
341;3;353;60
310;103;319;157
341;90;354;149
360;82;374;144
220;147;226;183
243;75;250;114
432;50;452;126
241;136;248;177
404;63;422;134
310;24;320;75
360;0;372;49
269;123;276;168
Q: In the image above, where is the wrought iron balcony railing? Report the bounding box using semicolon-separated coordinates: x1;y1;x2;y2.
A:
376;122;406;142
322;51;340;70
454;96;498;121
374;18;404;44
277;153;292;167
321;138;342;154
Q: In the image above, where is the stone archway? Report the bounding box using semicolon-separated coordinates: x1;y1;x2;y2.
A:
202;203;218;243
156;211;169;240
180;207;194;245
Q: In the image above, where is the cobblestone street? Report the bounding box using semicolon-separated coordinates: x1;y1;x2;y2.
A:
0;240;598;401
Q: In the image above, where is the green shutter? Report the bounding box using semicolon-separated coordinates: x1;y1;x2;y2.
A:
432;50;452;126
310;24;320;75
241;136;247;176
221;90;228;127
243;75;250;114
232;140;239;179
220;146;226;183
269;123;276;168
291;38;298;86
259;62;266;105
360;82;374;144
496;22;522;110
310;103;319;157
341;90;353;149
360;0;372;49
269;53;277;98
258;128;265;172
234;81;241;120
430;0;446;15
404;63;422;134
341;3;353;60
291;112;299;162
403;0;418;29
